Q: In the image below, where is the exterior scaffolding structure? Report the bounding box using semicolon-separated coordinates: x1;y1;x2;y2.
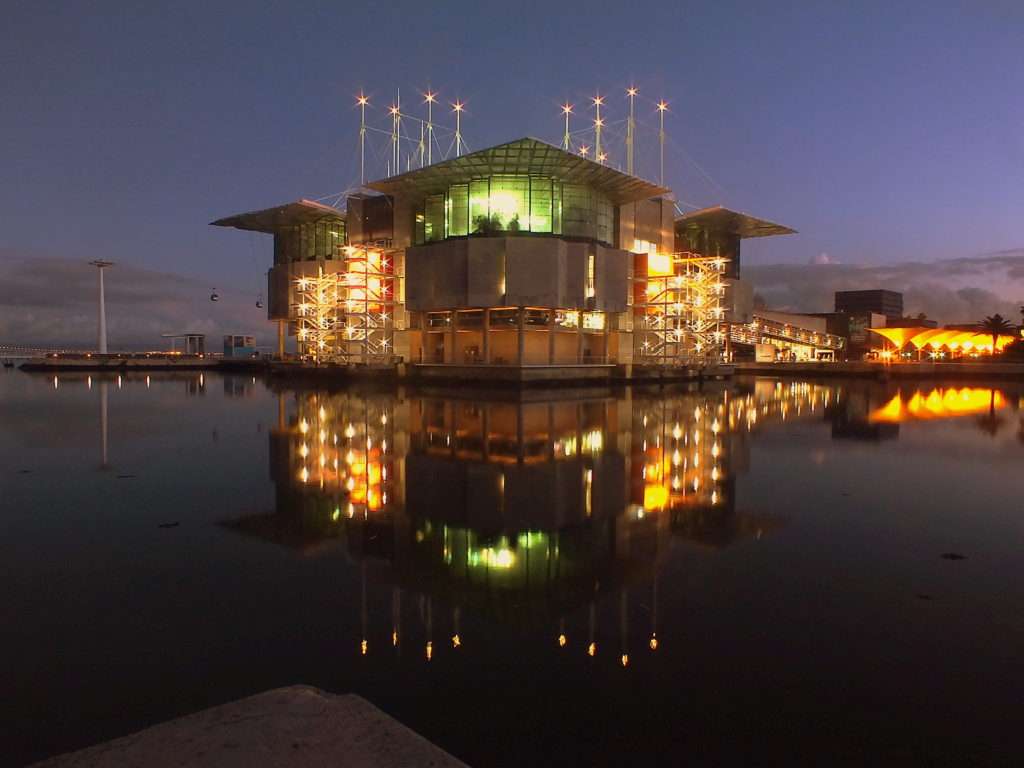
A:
633;252;727;366
293;244;400;364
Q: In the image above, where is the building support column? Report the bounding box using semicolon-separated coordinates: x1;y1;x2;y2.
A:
517;307;525;365
419;312;427;363
548;308;556;364
483;309;491;364
576;311;584;364
277;320;286;359
603;313;610;363
449;311;458;364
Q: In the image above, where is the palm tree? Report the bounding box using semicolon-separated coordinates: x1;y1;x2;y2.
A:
980;314;1014;356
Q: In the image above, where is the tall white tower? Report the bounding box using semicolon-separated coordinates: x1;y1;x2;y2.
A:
88;260;113;354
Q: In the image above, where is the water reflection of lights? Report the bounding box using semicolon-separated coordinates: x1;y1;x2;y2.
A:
870;387;1007;423
222;383;859;666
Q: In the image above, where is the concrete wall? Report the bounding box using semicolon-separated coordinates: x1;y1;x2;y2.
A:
489;330;517;364
406;236;630;312
726;278;754;324
618;198;674;253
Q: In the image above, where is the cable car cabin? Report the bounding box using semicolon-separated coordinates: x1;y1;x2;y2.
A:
223;335;258;358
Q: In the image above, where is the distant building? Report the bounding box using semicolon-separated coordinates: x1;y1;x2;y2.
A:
835;289;903;319
223;335;257;358
729;309;846;362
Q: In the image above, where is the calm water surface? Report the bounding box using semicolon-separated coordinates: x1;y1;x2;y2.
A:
2;370;1024;766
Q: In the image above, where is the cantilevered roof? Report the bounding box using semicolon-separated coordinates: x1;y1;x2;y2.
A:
675;206;796;238
868;326;1017;351
210;199;345;234
366;137;670;205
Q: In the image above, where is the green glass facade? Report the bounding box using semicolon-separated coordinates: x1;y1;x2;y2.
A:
413;175;613;245
273;218;346;265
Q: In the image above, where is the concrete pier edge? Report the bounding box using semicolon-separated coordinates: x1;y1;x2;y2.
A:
30;686;468;768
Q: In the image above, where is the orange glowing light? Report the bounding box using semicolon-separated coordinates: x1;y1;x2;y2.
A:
869;387;1007;423
561;102;574;115
656;100;669;112
643;484;669;510
647;252;673;277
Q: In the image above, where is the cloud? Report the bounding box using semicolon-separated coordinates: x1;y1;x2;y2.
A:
0;252;274;349
4;249;1024;348
810;252;839;265
744;250;1024;324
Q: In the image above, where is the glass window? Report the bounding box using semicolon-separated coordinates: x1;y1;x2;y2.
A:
414;212;426;245
552;183;562;234
562;183;592;238
529;177;552;233
424;194;445;242
488;175;529;231
314;221;323;258
448;184;469;236
596;196;613;245
470;179;489;233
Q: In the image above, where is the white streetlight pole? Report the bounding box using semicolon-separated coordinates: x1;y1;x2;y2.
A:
88;260;113;354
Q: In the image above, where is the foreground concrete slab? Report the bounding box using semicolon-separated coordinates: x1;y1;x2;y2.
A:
32;686;467;768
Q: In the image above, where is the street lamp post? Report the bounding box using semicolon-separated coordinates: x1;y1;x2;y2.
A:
88;260;114;354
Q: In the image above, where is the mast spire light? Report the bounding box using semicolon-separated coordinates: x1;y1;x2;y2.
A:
357;92;369;184
657;99;669;185
452;100;466;157
561;102;573;151
626;86;637;175
592;93;604;163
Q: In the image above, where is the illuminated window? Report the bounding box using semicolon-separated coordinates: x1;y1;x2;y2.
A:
469;179;489;232
413;176;612;244
448;184;469;236
489;176;529;231
586;251;596;298
529;177;553;233
424;195;445;242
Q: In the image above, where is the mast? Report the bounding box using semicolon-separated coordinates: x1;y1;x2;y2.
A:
453;100;465;157
592;93;604;163
626;86;637;175
561;102;573;151
389;100;399;177
657;100;668;186
357;92;369;185
424;90;436;165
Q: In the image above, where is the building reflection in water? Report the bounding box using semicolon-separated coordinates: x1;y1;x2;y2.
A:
222;378;1020;661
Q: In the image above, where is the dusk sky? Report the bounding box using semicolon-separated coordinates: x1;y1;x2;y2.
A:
2;1;1023;344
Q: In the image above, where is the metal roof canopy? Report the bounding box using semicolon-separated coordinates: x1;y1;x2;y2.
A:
210;199;345;234
676;205;796;238
367;137;670;205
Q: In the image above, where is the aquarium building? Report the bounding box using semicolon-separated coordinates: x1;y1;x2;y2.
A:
213;137;794;380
